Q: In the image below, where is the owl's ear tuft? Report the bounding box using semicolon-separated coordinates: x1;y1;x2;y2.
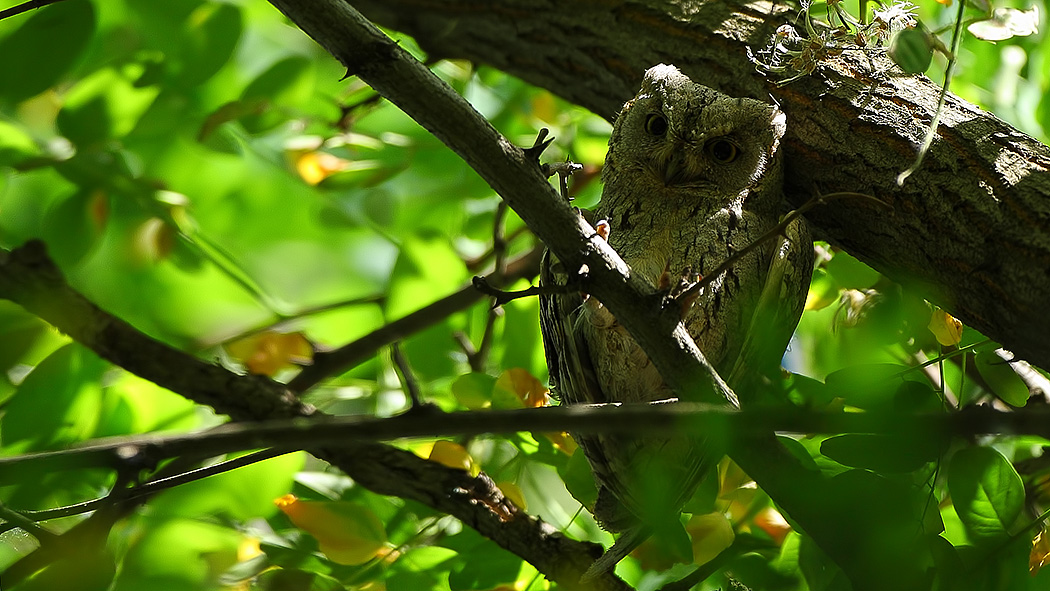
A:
641;63;685;93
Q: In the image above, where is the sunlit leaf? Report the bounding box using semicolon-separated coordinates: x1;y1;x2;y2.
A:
928;308;963;346
451;371;497;409
968;7;1039;42
825;251;879;289
428;440;476;473
494;367;549;408
948;446;1023;545
226;331;314;376
2;343;105;449
57;65;161;146
974;349;1029;407
805;267;839;311
687;512;734;567
1032;529;1050;575
275;494;388;566
497;481;527;510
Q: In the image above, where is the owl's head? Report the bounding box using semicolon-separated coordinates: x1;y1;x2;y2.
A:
606;64;787;199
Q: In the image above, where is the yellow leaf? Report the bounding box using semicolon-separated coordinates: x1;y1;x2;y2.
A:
131;217;176;265
496;368;549;408
1032;529;1050;575
226;331;313;376
752;507;791;545
497;481;527;510
274;494;387;566
544;431;578;455
428;440;476;474
928;308;963;346
295;150;350;185
686;512;735;566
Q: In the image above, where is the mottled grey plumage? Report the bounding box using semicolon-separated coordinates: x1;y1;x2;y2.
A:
539;64;812;577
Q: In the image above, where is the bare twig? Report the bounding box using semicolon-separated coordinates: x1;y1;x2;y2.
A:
391;342;425;408
287;246;542;393
676;191;885;305
0;0;66;21
0;402;1034;483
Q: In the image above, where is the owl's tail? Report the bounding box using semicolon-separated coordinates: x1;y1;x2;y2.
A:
580;526;652;583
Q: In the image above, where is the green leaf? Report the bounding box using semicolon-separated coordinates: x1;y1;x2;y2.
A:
451;372;497;409
820;433;940;474
57;65;161;146
2;343;106;449
558;447;598;511
825;251;880;290
443;530;523;590
947;446;1023;545
150;452;305;520
974;349;1029;407
0;120;39;167
888;28;934;75
0;0;95;103
823;363;910;410
171;2;242;88
239;56;314;133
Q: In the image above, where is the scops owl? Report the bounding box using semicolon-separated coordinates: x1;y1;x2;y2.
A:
539;64;813;575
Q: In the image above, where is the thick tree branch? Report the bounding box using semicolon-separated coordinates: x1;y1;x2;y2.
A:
353;0;1050;373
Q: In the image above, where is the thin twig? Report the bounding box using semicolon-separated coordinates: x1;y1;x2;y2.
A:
0;402;1038;480
287;246;542;393
676;191;885;304
0;0;66;21
391;342;425;408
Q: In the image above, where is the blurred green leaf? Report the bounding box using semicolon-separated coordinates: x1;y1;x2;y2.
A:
57;65;161;146
2;343;106;449
161;452;305;520
0;0;95;103
171;2;242;88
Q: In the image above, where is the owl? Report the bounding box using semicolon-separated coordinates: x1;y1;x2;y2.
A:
540;64;812;576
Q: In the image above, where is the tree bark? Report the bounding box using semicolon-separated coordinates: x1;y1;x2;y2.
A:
354;0;1050;372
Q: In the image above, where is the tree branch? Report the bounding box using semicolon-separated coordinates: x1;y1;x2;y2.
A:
0;403;1028;484
0;240;618;590
287;245;541;393
352;0;1050;374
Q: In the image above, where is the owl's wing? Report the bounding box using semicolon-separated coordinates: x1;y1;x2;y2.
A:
727;215;813;398
538;250;605;407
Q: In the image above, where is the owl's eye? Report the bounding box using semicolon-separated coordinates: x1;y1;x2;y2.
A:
706;139;739;163
644;114;668;136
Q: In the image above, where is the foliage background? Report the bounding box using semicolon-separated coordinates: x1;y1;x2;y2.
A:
1;0;1050;590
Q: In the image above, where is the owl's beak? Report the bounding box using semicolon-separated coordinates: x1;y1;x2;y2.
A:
662;151;687;186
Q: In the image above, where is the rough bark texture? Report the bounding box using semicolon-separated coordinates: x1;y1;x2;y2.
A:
354;0;1050;371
